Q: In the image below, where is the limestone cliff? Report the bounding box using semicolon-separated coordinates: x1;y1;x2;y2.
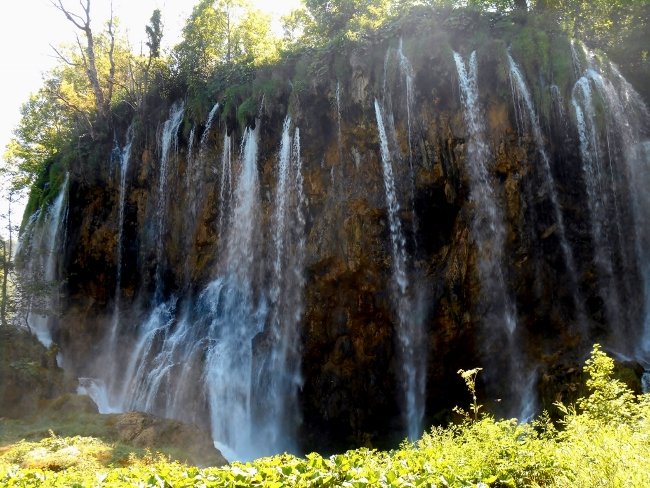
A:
19;9;650;455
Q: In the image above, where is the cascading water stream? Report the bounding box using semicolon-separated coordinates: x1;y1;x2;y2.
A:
107;125;135;353
155;101;185;298
454;52;515;332
252;117;306;455
570;40;583;81
508;52;585;326
218;133;233;237
380;42;420;254
396;39;419;249
185;125;196;204
571;74;626;330
397;40;414;177
184;103;220;285
98;126;262;460
336;81;343;164
93;116;308;462
375;99;425;440
204;124;266;460
20;175;69;349
187;125;196;174
200;102;220;152
454;51;535;420
571;55;650;354
88;125;137;411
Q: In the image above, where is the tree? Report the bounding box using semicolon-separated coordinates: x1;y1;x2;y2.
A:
146;9;163;60
4;84;72;190
281;7;316;46
173;0;281;86
301;0;393;41
0;169;27;328
51;0;116;120
173;0;245;81
464;0;526;11
232;8;280;64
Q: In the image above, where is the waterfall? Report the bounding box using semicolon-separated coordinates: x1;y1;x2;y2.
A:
381;41;419;251
454;51;536;420
186;125;196;192
183;104;220;282
116;298;178;412
18;175;69;348
336;81;343;167
397;39;414;173
375;99;426;440
218;133;233;237
253;117;306;454
187;125;196;169
570;40;583;81
200;102;220;151
375;101;408;303
88;119;309;461
454;52;516;328
507;52;584;324
571;55;650;354
106;125;135;366
639;141;650;357
571;74;625;329
155;101;185;298
204;125;266;460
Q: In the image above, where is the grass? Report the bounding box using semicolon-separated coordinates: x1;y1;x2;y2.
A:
2;344;649;486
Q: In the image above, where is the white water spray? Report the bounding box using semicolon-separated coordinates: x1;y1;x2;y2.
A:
375;99;425;440
155;101;185;297
20;175;69;348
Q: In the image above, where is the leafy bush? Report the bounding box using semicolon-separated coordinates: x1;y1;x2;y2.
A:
2;344;649;487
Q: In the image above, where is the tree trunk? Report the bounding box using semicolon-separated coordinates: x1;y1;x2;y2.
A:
84;26;106;114
1;195;14;327
53;0;109;119
1;240;7;327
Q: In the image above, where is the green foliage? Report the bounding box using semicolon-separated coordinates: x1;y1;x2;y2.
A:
549;35;572;93
3;83;72;194
576;343;637;422
173;0;281;90
20;156;67;231
455;367;482;420
2;345;649;486
299;0;421;46
236;97;258;128
145;9;163;60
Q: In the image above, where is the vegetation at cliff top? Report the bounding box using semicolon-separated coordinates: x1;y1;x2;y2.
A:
2;345;649;487
3;0;649;194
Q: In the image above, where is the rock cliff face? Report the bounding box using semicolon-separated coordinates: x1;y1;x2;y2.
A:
21;11;650;457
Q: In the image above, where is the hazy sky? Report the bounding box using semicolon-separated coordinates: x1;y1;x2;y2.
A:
0;0;300;167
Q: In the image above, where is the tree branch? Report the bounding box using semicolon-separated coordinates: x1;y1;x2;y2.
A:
49;44;79;67
106;0;116;113
51;0;87;31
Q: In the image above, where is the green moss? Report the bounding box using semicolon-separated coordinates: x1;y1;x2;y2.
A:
236;97;258;128
550;35;573;95
21;156;67;232
221;83;253;130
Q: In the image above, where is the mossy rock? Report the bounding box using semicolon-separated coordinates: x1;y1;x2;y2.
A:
0;327;68;419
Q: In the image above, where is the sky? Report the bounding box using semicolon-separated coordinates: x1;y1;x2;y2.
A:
0;0;300;171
